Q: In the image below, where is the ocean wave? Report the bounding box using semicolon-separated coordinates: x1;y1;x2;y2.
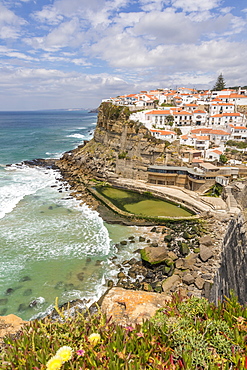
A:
0;165;58;219
66;134;85;139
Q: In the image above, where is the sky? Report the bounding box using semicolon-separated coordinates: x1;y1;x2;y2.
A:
0;0;246;110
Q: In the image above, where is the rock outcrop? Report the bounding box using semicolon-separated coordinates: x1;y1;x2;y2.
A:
100;287;171;326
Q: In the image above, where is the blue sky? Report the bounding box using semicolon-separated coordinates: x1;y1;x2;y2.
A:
0;0;246;110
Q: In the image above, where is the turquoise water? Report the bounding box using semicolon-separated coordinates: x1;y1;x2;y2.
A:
0;111;141;320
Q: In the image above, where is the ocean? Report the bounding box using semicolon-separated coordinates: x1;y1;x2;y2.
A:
0;110;143;320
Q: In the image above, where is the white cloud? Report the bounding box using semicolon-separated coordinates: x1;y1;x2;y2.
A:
170;0;222;12
0;3;26;39
25;18;83;51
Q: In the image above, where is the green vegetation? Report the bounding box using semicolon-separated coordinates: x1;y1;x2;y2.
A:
213;73;226;91
226;140;247;149
219;154;228;164
96;186;193;218
2;294;247;369
203;183;223;197
161;103;175;107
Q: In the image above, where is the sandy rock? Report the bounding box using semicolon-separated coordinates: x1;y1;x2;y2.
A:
182;273;195;285
195;276;205;290
0;314;27;341
100;287;171;326
199;235;213;247
200;245;213;262
162;275;181;293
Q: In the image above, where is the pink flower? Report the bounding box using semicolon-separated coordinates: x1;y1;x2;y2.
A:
136;332;144;338
125;326;134;332
77;349;85;357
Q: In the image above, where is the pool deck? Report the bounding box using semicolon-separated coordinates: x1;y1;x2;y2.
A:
110;178;240;215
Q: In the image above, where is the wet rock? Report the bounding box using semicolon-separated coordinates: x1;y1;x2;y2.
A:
0;308;7;316
95;260;102;266
139;236;145;242
150;227;157;232
117;272;126;279
200;245;213;262
120;240;128;245
48;206;53;210
23;289;32;296
18;303;27;312
128;236;135;240
19;276;31;282
150;242;158;248
77;273;84;281
0;299;8;305
5;288;14;295
55;281;65;289
86;257;92;263
128;258;138;265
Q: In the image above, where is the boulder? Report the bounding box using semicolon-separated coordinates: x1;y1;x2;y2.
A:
162;275;181;293
199;235;213;247
0;314;27;342
140;246;168;265
200;245;213;262
195;276;205;290
100;287;171;326
182;273;195;285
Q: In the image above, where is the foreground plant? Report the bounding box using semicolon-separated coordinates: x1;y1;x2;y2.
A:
1;294;247;369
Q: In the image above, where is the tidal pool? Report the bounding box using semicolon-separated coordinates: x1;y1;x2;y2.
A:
97;187;194;218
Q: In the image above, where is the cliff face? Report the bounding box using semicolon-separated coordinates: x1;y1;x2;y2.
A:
210;214;247;305
58;103;180;183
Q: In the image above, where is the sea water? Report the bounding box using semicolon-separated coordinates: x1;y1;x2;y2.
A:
0;111;140;320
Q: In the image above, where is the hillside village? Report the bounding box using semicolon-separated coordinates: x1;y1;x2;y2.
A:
102;85;247;191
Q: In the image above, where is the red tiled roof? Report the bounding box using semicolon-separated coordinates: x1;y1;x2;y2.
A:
145;110;170;115
196;136;210;141
210;129;230;135
211;149;222;155
150;129;175;135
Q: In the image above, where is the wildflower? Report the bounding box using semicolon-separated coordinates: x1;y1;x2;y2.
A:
136;332;144;338
77;349;85;357
46;356;63;370
88;333;101;346
56;346;73;362
125;326;134;332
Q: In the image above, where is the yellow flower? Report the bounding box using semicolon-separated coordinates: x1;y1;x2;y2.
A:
46;356;63;370
56;346;73;362
88;333;101;346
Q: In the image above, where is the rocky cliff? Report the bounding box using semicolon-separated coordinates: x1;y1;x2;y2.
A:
57;103;180;185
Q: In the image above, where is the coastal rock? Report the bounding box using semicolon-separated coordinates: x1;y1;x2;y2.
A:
199;235;213;247
162;275;181;293
182;273;195;285
140;246;168;265
200;245;213;262
0;314;27;342
100;287;171;326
